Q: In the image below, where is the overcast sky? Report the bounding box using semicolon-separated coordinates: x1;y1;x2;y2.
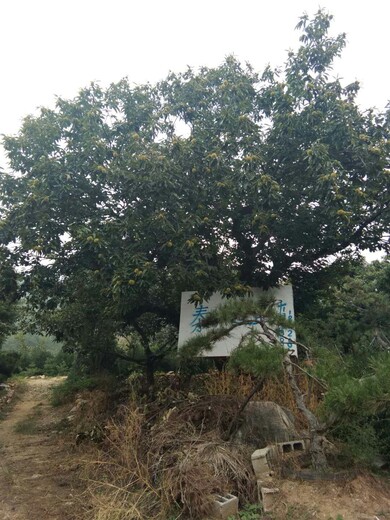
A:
1;0;389;160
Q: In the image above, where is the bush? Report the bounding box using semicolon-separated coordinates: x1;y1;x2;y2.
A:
51;372;115;406
42;350;73;376
0;351;21;379
330;420;380;466
317;352;390;467
1;333;72;377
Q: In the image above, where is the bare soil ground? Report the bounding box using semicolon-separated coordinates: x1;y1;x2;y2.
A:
0;377;89;520
271;474;390;520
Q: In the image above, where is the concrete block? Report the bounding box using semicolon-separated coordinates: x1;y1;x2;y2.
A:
251;447;272;479
257;483;280;513
251;446;279;479
277;439;305;454
213;493;239;519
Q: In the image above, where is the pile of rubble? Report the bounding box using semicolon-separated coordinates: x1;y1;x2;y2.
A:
213;439;306;518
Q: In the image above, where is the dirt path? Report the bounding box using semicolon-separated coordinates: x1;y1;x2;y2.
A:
0;377;88;520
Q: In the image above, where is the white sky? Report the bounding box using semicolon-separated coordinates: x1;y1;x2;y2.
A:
1;0;389;163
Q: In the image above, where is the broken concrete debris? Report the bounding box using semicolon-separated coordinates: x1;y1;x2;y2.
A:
251;439;306;513
257;484;280;513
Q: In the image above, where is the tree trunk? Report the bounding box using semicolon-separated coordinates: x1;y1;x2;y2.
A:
145;351;155;399
132;320;156;399
283;354;329;473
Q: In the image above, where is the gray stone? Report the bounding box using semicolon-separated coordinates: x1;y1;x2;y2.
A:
372;456;387;469
235;401;298;446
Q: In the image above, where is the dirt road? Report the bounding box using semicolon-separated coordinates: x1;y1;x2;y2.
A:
0;377;88;520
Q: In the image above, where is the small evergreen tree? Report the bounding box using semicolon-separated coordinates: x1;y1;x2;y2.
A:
181;296;329;473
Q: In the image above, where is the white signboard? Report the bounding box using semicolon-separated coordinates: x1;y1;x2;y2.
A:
178;285;297;357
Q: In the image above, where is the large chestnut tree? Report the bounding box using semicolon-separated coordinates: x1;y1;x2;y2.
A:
1;11;389;371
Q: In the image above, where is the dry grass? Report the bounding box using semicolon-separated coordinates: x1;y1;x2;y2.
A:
150;403;255;518
197;369;322;429
82;368;323;519
0;462;16;486
13;406;43;435
0;380;27;421
84;406;161;520
84;398;256;520
200;370;254;398
73;389;110;435
78;370;390;520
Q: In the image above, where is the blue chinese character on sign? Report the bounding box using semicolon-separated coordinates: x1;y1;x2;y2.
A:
277;301;287;317
248;317;259;328
190;305;209;333
287;309;293;349
277;300;287;345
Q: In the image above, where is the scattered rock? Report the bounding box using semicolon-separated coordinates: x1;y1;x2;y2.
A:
235;401;299;445
372;456;388;470
69;398;88;415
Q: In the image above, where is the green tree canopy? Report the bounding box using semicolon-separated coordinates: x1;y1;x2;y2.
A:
298;257;390;358
0;11;389;366
0;249;17;347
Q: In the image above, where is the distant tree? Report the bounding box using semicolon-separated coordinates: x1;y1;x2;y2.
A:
118;314;178;392
0;248;17;348
298;257;390;358
0;11;388;372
